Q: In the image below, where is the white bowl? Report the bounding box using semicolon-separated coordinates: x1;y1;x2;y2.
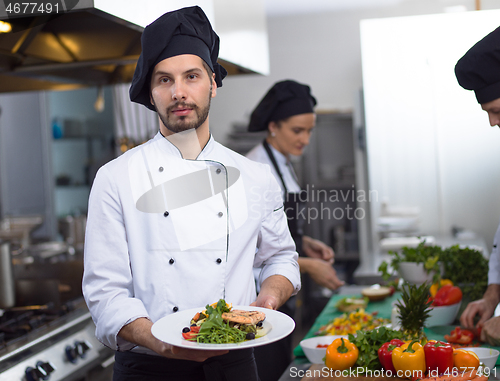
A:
300;335;348;364
391;301;461;327
397;262;443;285
426;301;461;327
362;286;392;302
460;347;499;369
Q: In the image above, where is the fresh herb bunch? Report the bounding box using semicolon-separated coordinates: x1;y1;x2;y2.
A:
347;326;403;372
196;299;246;344
395;282;432;341
439;245;488;302
378;242;488;300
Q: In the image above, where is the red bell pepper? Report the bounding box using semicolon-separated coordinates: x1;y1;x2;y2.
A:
444;326;474;345
378;339;405;373
432;284;462;306
423;340;454;375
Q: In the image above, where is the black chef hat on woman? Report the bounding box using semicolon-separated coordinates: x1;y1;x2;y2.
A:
248;80;317;132
455;26;500;104
129;5;227;111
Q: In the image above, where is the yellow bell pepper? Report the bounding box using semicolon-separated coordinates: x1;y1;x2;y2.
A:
325;337;359;371
453;348;480;371
392;340;426;379
430;279;453;297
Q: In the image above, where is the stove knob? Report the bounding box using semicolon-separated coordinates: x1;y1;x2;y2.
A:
75;340;91;359
25;366;45;381
25;361;54;381
36;361;55;380
65;344;78;363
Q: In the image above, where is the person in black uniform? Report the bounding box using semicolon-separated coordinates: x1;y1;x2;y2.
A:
246;80;345;381
455;25;500;346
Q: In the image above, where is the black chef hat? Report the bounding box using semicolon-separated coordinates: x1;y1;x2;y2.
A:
248;80;317;132
129;6;227;111
455;26;500;104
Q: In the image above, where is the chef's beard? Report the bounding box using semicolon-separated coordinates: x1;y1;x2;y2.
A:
156;87;212;134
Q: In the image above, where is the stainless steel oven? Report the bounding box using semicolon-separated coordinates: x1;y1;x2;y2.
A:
0;298;114;381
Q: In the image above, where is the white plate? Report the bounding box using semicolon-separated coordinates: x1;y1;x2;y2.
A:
151;305;295;350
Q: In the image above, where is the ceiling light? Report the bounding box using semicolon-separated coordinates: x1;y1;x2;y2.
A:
0;21;12;33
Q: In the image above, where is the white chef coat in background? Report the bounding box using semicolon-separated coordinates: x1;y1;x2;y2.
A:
247;143;302;292
82;133;300;353
246;143;301;196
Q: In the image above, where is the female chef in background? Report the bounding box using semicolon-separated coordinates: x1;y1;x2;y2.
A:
247;80;344;381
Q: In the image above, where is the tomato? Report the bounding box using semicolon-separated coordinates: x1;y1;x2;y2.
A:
444;327;474;345
316;344;329;348
182;331;197;340
182;325;200;341
432;285;462;306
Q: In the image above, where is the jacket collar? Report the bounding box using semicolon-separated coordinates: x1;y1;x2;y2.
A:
152;131;215;160
267;142;289;167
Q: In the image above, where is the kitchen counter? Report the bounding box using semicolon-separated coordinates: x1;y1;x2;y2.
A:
279;285;500;380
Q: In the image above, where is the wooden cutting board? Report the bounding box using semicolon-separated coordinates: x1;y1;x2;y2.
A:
301;364;407;380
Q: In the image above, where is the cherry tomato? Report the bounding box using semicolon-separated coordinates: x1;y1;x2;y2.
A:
182;331;197;340
182;325;200;340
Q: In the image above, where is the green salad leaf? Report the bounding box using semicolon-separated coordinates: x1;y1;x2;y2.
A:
348;326;403;373
196;299;247;344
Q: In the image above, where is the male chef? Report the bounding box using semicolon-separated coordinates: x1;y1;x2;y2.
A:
82;6;300;380
455;25;500;346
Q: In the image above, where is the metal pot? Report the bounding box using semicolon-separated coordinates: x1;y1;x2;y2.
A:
0;242;15;308
15;279;60;308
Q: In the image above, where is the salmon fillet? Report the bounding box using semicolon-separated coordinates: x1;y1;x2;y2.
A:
221;310;266;325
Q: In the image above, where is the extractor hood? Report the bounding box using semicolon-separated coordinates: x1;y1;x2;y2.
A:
0;0;269;93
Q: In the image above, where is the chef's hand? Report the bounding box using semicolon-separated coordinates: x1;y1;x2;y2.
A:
460;299;496;330
460;284;500;330
251;294;278;310
298;257;345;290
166;344;228;362
252;275;294;310
118;317;228;362
480;316;500;346
302;235;334;263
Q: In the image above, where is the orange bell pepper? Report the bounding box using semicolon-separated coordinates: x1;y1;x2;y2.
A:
453;348;480;371
325;337;359;371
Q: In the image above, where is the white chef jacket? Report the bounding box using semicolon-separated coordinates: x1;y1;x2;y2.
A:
82;132;300;352
246;143;301;196
488;219;500;284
